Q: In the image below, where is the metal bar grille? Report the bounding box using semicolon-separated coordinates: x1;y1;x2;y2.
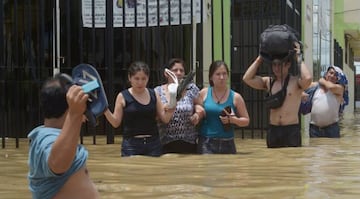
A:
1;0;203;147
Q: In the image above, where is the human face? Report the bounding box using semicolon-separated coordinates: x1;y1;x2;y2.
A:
271;59;290;77
325;68;337;83
170;63;185;80
128;70;149;89
210;65;228;87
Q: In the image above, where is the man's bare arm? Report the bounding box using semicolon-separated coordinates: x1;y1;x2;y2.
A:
297;61;312;89
243;56;268;90
319;77;344;96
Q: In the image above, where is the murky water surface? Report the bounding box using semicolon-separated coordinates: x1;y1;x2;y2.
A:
1;113;360;199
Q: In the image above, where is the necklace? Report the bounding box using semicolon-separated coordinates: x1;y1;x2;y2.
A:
213;88;227;104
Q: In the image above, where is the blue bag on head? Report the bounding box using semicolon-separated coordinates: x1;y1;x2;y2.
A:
299;83;319;115
72;64;108;126
328;66;349;114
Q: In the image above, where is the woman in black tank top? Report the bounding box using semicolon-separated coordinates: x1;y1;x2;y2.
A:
104;61;175;157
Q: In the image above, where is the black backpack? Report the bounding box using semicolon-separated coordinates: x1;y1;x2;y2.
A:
259;24;300;62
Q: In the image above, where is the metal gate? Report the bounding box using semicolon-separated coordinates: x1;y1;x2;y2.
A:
1;0;204;148
230;0;302;138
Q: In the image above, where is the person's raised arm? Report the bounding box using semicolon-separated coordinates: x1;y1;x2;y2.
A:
242;56;268;90
48;85;88;174
319;77;344;96
156;92;175;123
297;61;312;89
294;42;312;89
104;92;124;128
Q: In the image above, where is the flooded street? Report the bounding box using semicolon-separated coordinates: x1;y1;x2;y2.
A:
1;112;360;198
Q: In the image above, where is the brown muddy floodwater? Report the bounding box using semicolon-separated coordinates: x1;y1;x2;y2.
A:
1;112;360;199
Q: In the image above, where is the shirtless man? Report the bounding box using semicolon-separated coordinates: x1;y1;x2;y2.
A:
27;74;99;199
243;43;312;148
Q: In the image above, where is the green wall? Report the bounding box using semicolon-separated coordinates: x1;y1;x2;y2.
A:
334;0;360;49
212;0;231;67
334;0;345;48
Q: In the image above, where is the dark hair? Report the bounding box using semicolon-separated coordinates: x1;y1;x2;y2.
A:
128;61;150;77
327;66;335;72
40;74;68;119
161;58;186;83
166;58;185;70
208;60;229;86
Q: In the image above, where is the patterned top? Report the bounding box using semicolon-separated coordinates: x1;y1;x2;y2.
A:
154;83;200;144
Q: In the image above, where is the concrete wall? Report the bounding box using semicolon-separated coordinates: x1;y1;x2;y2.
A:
301;0;314;144
202;0;212;86
334;0;356;116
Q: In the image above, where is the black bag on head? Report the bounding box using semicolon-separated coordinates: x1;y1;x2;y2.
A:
259;24;299;63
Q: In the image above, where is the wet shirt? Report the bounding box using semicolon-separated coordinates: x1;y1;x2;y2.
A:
311;88;340;127
27;126;88;199
155;83;199;144
200;87;235;138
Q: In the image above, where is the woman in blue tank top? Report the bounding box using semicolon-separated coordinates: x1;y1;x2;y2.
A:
198;60;250;154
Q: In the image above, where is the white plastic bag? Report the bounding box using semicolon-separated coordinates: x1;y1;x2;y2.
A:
165;69;178;108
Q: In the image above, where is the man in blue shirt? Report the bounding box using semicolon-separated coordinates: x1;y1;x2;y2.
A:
27;74;99;199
